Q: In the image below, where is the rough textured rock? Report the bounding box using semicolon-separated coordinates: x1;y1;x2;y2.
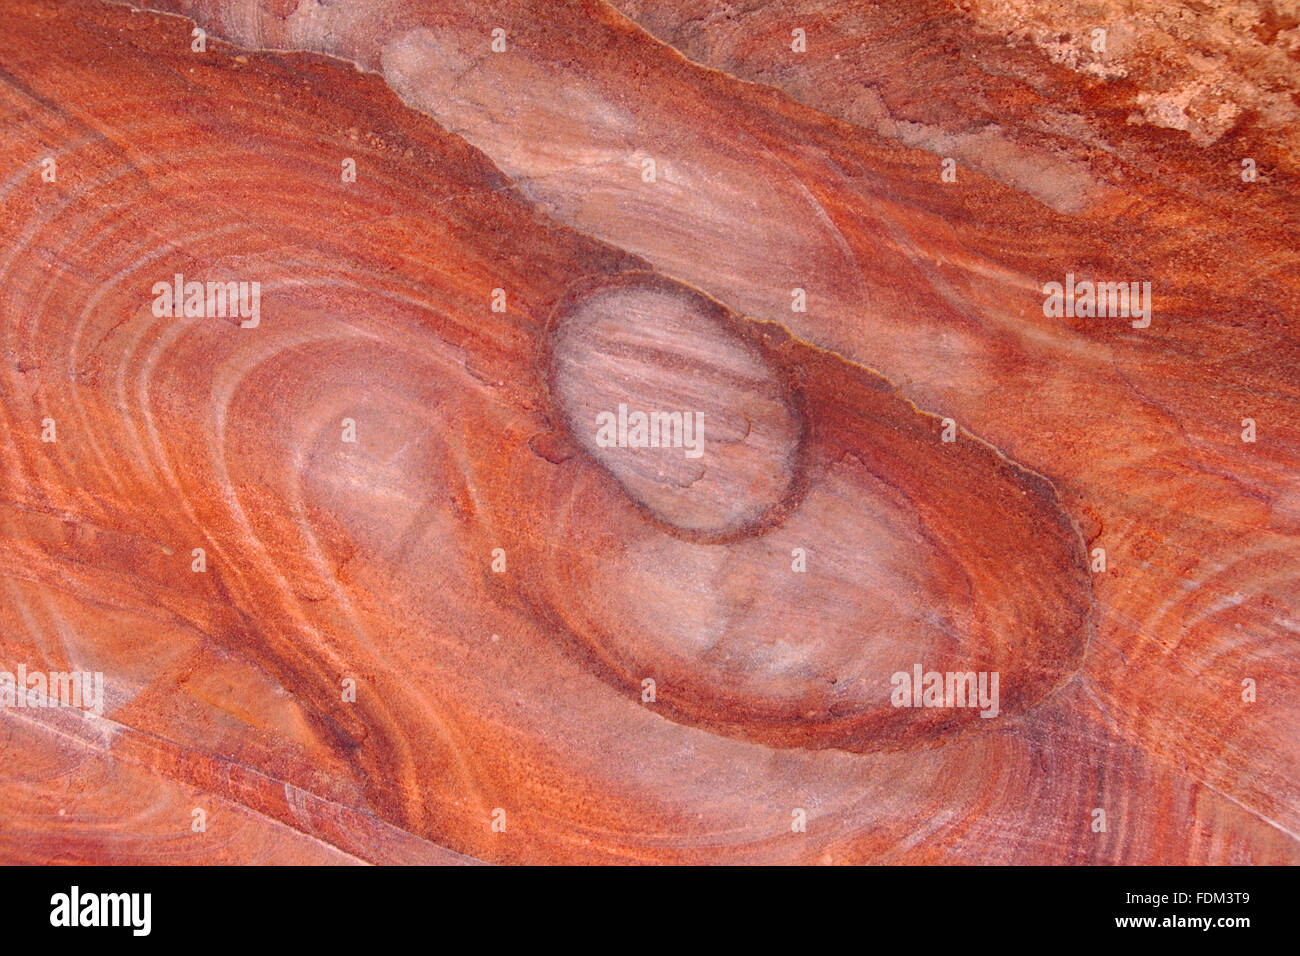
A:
0;0;1296;864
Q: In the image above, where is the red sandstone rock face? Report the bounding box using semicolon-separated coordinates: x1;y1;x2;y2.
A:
0;0;1295;864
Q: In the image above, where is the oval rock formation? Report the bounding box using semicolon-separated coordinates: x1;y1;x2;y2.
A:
544;274;805;540
520;274;1094;753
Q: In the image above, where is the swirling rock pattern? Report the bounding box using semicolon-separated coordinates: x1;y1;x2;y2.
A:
0;0;1296;864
